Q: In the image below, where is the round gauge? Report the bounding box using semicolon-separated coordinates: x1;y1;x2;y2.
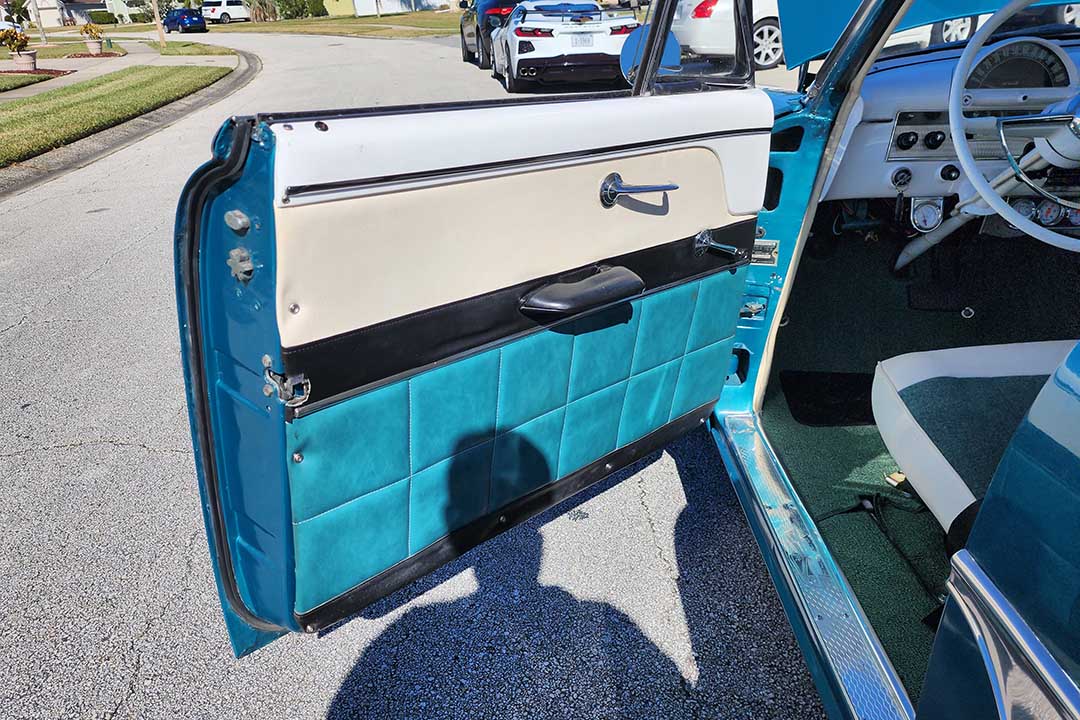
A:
1068;208;1080;226
966;41;1071;89
1037;200;1065;226
1011;198;1037;219
911;199;944;233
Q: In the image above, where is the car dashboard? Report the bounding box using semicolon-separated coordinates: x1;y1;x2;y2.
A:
823;35;1080;233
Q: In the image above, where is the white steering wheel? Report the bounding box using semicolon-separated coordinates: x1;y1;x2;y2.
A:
949;0;1080;251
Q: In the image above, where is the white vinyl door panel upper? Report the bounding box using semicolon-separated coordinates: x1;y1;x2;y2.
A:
270;91;773;214
269;91;774;349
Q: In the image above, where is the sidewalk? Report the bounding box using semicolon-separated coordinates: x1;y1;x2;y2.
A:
0;39;238;101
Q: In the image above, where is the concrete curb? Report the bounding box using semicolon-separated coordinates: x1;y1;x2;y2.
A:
0;47;262;201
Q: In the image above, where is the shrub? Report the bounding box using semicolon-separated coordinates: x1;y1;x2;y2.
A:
0;27;28;54
80;22;104;39
276;0;307;19
88;10;118;24
129;12;152;22
306;0;327;16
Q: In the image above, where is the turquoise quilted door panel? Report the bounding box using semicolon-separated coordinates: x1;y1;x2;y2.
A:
286;268;745;614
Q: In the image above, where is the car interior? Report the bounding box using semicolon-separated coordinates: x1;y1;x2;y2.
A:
761;8;1080;700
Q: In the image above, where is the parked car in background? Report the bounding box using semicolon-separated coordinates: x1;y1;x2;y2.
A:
201;0;251;24
0;20;24;32
460;0;520;69
490;1;638;91
670;0;781;70
163;7;208;32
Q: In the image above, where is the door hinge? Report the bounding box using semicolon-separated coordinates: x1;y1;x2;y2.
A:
261;355;311;408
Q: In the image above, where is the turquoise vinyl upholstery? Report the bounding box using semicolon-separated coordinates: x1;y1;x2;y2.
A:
286;268;745;614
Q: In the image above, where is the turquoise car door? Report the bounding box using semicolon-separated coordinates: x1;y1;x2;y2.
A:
917;342;1080;718
176;62;773;654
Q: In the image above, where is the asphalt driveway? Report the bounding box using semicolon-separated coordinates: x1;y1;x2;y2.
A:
0;32;822;719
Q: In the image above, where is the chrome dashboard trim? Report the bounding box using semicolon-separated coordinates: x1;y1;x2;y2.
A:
717;413;914;720
947;549;1080;720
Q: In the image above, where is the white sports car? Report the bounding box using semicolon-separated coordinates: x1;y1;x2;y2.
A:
491;1;640;92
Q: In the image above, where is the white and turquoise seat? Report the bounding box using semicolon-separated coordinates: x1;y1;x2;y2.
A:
871;340;1079;534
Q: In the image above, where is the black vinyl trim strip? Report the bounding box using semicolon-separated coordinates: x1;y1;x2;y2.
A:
282;128;771;201
283;218;755;412
295;399;718;632
176;117;285;633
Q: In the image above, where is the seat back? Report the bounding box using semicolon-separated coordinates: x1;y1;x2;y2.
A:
918;341;1080;718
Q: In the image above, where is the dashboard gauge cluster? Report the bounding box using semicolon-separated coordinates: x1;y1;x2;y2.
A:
966;41;1071;89
1011;197;1037;220
1036;199;1065;226
1009;198;1080;227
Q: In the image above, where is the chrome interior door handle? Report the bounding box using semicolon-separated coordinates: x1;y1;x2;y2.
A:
599;172;679;208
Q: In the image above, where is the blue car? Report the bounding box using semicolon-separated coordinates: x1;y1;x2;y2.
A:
163;8;207;33
176;0;1080;717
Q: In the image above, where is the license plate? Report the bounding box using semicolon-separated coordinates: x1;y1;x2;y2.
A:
571;34;594;47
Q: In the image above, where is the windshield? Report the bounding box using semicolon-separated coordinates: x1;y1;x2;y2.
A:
879;4;1080;59
778;0;1080;68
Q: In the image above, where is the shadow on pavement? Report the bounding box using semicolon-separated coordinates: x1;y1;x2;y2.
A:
326;428;824;719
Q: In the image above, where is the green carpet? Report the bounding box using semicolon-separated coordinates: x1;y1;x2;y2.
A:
760;227;1080;702
762;389;946;700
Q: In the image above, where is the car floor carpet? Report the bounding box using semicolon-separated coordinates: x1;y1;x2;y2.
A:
758;231;1080;703
760;387;947;702
778;370;875;426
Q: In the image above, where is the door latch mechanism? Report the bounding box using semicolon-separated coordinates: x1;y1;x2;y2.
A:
261;355;311;408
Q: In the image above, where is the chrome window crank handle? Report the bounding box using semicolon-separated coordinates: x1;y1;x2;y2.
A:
599;172;679;208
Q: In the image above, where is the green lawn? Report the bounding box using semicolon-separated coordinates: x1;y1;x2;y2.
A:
0;65;231;168
0;73;53;92
147;40;237;55
104;23;157;33
208;15;457;37
107;11;460;38
347;10;463;29
0;42;128;59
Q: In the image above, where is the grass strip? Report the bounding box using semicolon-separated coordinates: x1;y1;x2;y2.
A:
0;42;128;59
0;73;53;91
342;10;463;29
0;64;230;167
107;12;461;36
147;40;237;55
208;19;447;37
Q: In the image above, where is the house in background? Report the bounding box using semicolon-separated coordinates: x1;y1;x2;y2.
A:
26;0;107;26
104;0;141;22
351;0;442;16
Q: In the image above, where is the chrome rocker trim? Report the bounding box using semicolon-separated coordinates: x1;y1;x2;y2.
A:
947;549;1080;720
715;413;914;720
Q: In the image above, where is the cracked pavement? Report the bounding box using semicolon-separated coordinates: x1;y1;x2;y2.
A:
0;33;824;719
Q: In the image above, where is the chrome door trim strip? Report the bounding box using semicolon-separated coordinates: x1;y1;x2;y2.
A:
278;128;771;206
948;549;1080;720
716;412;914;720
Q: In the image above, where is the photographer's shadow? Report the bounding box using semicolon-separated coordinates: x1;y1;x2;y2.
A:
327;433;686;719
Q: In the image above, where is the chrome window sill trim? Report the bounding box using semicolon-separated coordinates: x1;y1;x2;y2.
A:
948;549;1080;720
716;412;914;720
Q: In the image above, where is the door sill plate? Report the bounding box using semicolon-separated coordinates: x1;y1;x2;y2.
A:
715;413;915;720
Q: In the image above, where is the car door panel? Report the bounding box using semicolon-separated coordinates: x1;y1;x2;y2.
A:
178;90;772;652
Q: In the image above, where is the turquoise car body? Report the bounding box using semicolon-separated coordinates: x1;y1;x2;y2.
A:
175;0;1080;715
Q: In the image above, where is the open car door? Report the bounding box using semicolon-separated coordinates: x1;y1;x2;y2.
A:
175;5;773;655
